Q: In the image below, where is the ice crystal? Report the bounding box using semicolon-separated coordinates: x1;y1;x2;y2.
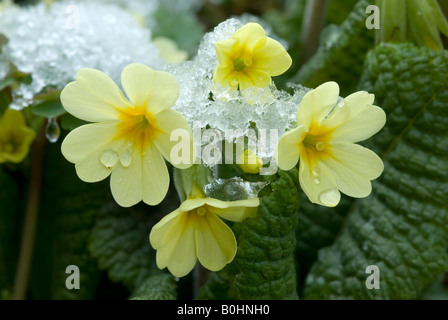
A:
0;1;164;108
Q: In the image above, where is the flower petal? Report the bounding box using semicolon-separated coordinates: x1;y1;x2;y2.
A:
179;198;207;212
153;109;194;169
110;146;143;207
254;37;292;76
142;146;170;206
239;68;271;89
195;213;237;272
61;68;130;122
213;65;238;90
121;63;179;114
325;91;387;142
61;122;118;163
232;23;267;51
214;38;237;66
277;125;307;171
299;157;341;207
296;82;340;128
74;145;116;183
323;142;384;198
205;198;259;222
150;210;197;277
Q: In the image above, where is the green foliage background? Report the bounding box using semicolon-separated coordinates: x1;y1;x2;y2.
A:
0;0;447;300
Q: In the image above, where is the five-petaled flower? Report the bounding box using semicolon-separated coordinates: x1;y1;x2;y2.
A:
61;63;193;207
213;22;292;91
277;81;386;207
0;108;35;164
150;184;259;277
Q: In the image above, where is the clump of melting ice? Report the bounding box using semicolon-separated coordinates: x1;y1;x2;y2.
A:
0;1;164;109
204;177;267;201
166;18;309;159
75;0;206;29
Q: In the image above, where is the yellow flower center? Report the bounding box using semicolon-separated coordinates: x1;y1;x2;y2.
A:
196;207;207;216
233;57;253;72
3;141;15;153
115;106;161;154
303;134;326;152
300;123;334;167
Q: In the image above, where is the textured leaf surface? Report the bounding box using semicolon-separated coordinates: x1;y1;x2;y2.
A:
197;264;239;300
304;43;448;300
296;194;352;292
130;273;177;300
232;170;300;299
89;185;179;291
292;0;375;95
31;141;108;300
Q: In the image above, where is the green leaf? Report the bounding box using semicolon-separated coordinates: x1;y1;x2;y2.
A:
0;77;14;91
60;113;88;131
327;0;360;25
0;33;7;56
420;273;448;300
130;273;177;300
173;165;213;202
32;99;65;118
291;0;375;96
0;167;20;299
88;187;180;290
296;194;352;289
151;6;204;56
197;264;240;300
231;169;301;299
30;141;109;300
304;43;448;300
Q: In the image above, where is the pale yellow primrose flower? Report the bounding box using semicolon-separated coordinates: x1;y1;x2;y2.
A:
277;82;386;207
153;37;188;64
150;185;259;277
61;63;193;208
0;108;35;164
213;22;292;91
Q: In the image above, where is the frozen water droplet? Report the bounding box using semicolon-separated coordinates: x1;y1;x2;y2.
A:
45;118;60;143
319;189;340;207
100;150;119;168
120;148;133;168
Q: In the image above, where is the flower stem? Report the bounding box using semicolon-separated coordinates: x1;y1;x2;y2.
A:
193;263;210;298
12;121;47;300
300;0;329;63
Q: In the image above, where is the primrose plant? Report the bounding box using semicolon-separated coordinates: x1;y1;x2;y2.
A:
60;19;385;279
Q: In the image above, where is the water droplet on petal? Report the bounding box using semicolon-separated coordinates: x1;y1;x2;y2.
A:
100;150;119;168
319;189;340;207
313;178;320;185
120;148;133;168
312;166;320;177
45;118;60;143
231;79;238;87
